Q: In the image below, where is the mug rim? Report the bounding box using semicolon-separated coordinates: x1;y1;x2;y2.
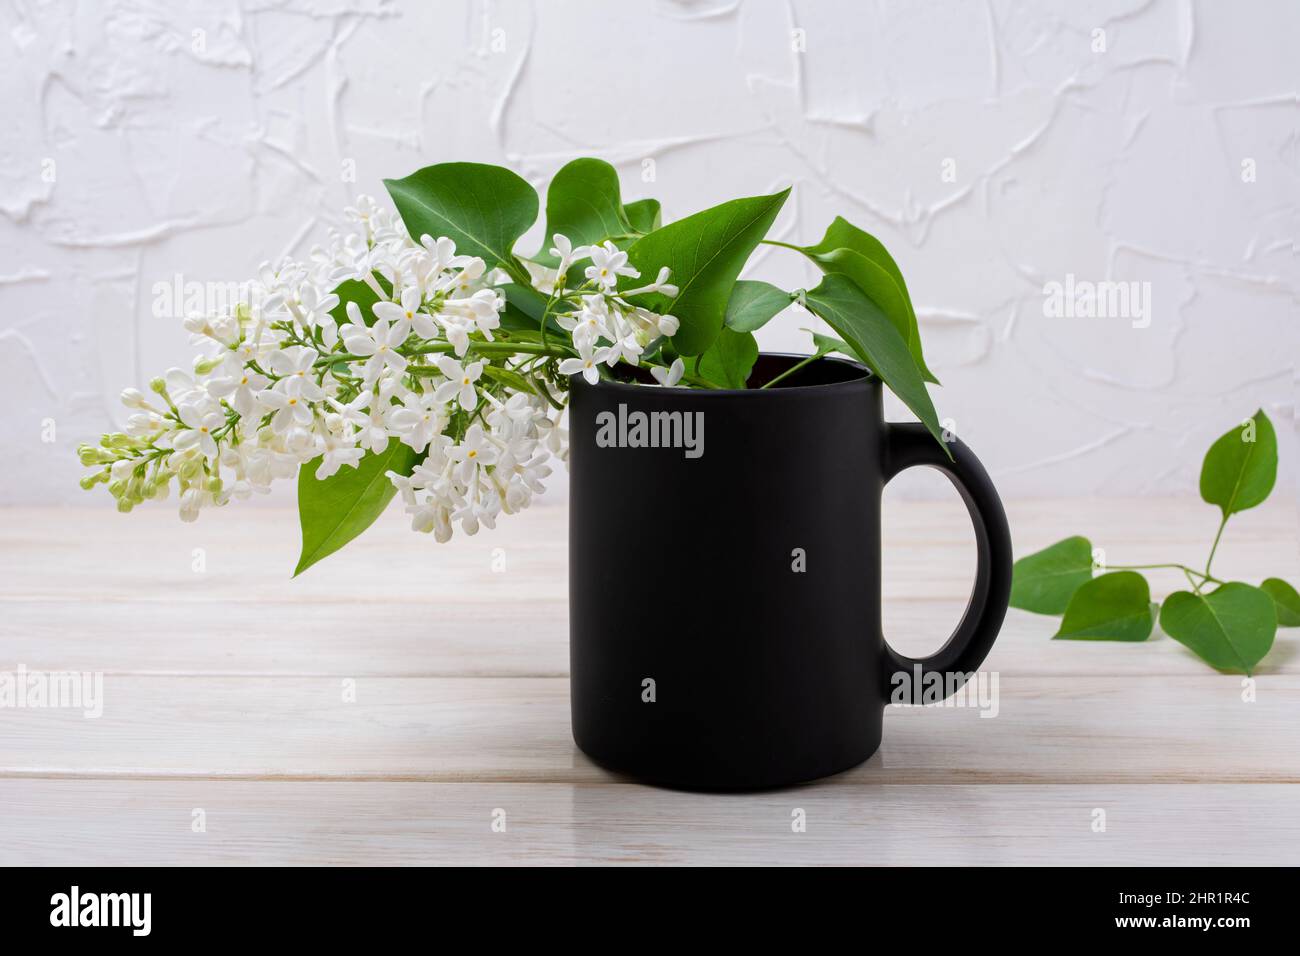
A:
572;351;876;396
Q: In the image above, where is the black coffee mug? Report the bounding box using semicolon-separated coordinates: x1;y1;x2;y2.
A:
568;353;1012;790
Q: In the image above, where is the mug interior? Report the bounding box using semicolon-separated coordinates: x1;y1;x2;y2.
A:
610;352;872;390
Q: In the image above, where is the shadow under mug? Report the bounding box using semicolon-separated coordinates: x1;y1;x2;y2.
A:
567;353;1013;790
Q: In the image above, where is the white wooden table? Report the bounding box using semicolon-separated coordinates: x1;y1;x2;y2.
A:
2;496;1297;865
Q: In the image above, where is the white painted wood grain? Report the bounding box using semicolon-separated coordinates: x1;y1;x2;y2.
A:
9;597;1294;677
1;497;1295;864
1;675;1295;784
1;498;1295;676
0;780;1294;866
3;498;1291;604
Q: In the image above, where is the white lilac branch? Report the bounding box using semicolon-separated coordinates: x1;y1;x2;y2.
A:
79;195;685;541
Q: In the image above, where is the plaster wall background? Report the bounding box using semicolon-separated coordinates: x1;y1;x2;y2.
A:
1;0;1295;506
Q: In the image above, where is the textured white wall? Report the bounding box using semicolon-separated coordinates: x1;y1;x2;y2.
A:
1;0;1295;505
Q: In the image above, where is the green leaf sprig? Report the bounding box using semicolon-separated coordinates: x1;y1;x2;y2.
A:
83;157;956;573
1011;410;1291;674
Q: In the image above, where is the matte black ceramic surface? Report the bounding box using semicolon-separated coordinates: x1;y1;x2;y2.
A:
568;353;1012;790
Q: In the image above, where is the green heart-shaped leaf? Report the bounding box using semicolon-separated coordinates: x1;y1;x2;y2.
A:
807;330;853;359
1199;409;1277;518
534;158;632;265
724;280;791;333
801;272;948;455
623;189;789;356
1011;536;1095;614
1260;577;1300;627
697;327;759;389
496;282;565;335
1053;571;1154;641
329;275;388;328
1159;583;1278;674
623;198;662;235
779;217;937;383
294;439;421;577
384;162;538;280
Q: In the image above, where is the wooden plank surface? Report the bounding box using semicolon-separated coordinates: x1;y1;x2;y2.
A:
1;497;1295;677
1;676;1295;784
12;596;1298;676
1;496;1296;864
1;780;1294;866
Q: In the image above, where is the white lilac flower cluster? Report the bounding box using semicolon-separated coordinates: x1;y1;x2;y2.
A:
80;196;683;542
533;236;686;388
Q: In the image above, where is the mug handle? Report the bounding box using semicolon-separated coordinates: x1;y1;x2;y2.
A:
881;423;1013;703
